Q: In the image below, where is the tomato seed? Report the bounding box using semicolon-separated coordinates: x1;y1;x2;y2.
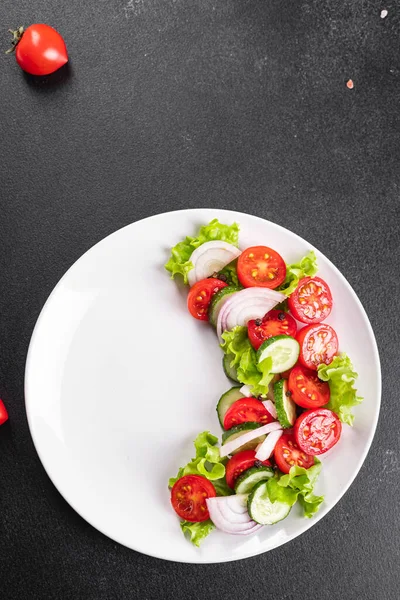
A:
301;387;307;393
267;272;275;279
196;295;203;301
248;253;254;258
299;298;306;304
251;269;258;277
264;253;269;259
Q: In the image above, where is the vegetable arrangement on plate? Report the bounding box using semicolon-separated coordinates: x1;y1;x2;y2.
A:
166;219;363;546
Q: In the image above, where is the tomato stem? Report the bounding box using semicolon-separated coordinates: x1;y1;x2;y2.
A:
5;26;24;54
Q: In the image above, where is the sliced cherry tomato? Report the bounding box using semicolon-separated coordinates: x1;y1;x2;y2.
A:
248;309;297;350
223;397;275;430
8;24;68;76
274;432;314;474
288;276;333;324
237;246;286;289
295;408;342;455
225;450;272;489
288;364;330;409
297;323;338;370
0;399;8;425
171;474;216;522
187;278;228;320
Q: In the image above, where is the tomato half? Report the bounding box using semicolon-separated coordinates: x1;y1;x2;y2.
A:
248;309;297;350
0;399;8;426
297;323;338;370
237;246;286;289
10;24;68;76
171;474;216;522
223;397;275;430
288;276;333;324
225;450;272;489
288;364;330;409
274;432;314;474
295;408;342;455
187;278;228;320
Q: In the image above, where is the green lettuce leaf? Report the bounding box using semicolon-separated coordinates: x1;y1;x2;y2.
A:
278;250;318;296
169;431;227;488
317;353;363;426
165;219;240;284
220;326;274;396
216;258;241;287
267;459;324;518
180;520;215;547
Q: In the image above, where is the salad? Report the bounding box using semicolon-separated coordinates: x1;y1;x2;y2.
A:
165;219;363;547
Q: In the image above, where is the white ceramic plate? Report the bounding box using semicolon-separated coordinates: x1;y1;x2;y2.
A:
25;209;381;563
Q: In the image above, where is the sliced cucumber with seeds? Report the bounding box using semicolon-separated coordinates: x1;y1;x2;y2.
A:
222;422;265;454
216;387;244;428
222;354;239;382
208;285;240;328
274;379;297;428
257;335;300;374
248;480;291;525
234;466;275;495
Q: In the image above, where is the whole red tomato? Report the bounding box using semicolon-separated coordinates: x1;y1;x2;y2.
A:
7;24;68;76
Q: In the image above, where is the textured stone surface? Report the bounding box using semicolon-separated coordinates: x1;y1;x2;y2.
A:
0;1;399;598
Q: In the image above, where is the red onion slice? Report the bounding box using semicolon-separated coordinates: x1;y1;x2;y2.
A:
220;421;282;457
207;497;263;535
217;287;286;340
240;385;253;398
255;429;284;461
187;241;241;286
262;400;278;420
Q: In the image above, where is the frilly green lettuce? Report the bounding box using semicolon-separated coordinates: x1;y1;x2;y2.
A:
221;326;274;396
278;250;318;296
267;459;324;518
318;353;363;426
165;219;240;284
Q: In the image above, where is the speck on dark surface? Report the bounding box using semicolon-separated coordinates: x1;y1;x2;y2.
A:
0;1;399;599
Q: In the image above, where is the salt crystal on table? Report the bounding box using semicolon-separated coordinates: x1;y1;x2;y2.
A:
380;9;388;18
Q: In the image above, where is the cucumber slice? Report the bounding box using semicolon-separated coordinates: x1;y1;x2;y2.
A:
257;335;300;374
274;379;297;428
234;466;275;495
248;481;291;525
216;387;244;428
222;354;239;382
208;286;240;328
222;423;266;454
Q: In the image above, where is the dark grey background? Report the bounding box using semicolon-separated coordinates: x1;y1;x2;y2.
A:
0;0;399;598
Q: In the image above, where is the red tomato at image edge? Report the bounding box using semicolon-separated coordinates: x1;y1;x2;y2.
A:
8;24;68;76
0;399;9;425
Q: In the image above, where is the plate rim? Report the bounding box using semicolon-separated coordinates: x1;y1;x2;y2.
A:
24;208;382;563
